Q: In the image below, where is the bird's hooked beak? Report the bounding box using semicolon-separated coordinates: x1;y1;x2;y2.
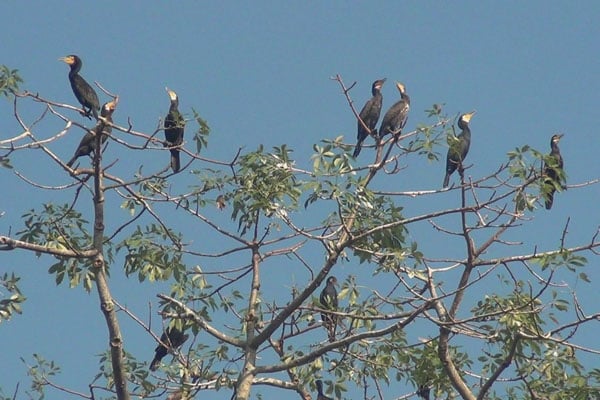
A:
462;110;476;123
107;97;119;111
58;56;73;65
165;87;178;101
395;82;405;93
552;133;564;144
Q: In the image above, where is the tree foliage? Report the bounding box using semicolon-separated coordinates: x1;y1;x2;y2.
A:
1;67;600;400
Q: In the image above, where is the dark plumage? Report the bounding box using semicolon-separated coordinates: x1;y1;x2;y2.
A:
164;88;185;173
353;78;386;158
417;385;431;400
443;111;476;187
378;82;410;138
319;276;338;342
59;55;100;120
543;134;565;210
149;326;189;371
316;380;333;400
66;100;116;167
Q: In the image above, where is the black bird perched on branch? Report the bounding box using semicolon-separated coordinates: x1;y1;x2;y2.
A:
416;385;431;400
164;87;185;173
443;111;476;187
149;326;189;371
378;82;410;138
319;276;338;342
59;55;100;120
66;100;116;168
316;380;333;400
543;134;565;210
353;78;386;158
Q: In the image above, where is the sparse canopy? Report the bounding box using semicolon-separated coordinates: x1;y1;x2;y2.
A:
1;67;599;400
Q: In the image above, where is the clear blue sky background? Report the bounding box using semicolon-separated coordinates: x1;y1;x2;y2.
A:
1;2;599;399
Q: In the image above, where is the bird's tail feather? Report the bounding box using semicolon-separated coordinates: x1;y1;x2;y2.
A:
545;193;554;209
352;141;363;158
149;357;160;371
170;150;181;173
443;174;450;188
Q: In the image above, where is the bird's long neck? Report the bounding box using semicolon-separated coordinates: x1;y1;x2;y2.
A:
551;142;561;156
461;127;471;142
100;105;113;120
69;61;82;76
458;120;470;139
316;381;323;394
170;101;179;114
400;92;410;104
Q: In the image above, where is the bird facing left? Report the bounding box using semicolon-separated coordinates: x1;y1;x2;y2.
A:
59;54;100;120
378;81;410;138
66;100;117;168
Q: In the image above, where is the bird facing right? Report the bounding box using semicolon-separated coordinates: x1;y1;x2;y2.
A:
319;276;338;342
353;78;386;158
164;88;185;173
542;133;565;209
59;55;100;120
443;111;476;187
315;380;334;400
149;326;189;371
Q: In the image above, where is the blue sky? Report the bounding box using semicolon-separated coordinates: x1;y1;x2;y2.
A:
1;2;599;399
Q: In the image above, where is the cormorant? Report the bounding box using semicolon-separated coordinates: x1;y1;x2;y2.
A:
543;134;565;210
443;111;476;187
150;326;189;371
378;82;410;138
66;100;116;167
417;385;431;400
319;276;338;342
316;380;333;400
59;55;100;119
164;87;185;173
353;78;386;158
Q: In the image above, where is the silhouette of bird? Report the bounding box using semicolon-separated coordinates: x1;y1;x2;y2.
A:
378;82;410;138
443;111;476;187
149;326;189;371
353;78;386;158
59;55;100;119
164;87;185;173
417;385;431;400
66;100;116;167
316;380;333;400
543;134;565;209
319;276;338;342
